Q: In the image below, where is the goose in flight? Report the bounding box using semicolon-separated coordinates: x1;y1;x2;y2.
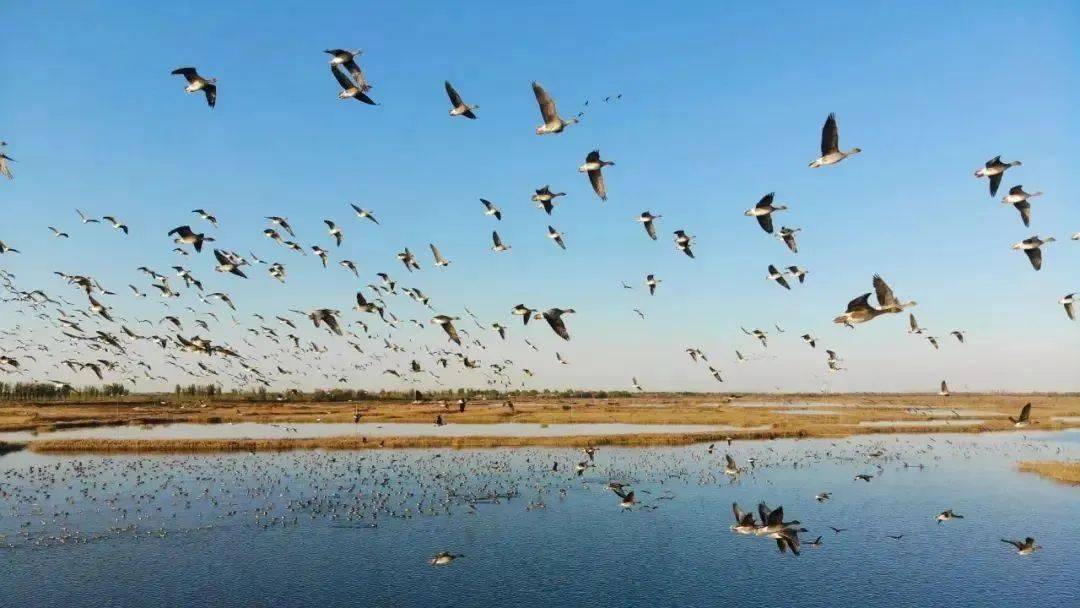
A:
491;231;510;252
785;266;808;283
311;245;329;267
809;113;861;168
397;247;420;272
547;226;566;250
512;304;535;325
171;67;217;107
1012;236;1055;270
777;227;800;253
324;220;344;246
646;274;661;295
49;226;69;238
939;380;950;396
532;186;565;214
268;262;286;283
168;226;212;252
935;509;964;524
324;49;369;91
708;366;723;382
431;315;462;345
673;230;695;258
767;265;791;290
339;259;358;276
536;308;575;340
88;295;113;322
444;81;478;119
579;150;614;201
612;487;637;509
267;216;295;236
430;243;451;267
744;193;788;234
192;209;218;227
1001;186;1042;227
801;334;816;348
730;503;758;534
908;313;924;334
1008;403;1031;427
213;250;247;278
331;64;376;104
1061;293;1075;320
724;454;741;477
1001;537;1040;555
636;212;660;240
76;209;100;224
742;327;768;347
480;199;502;220
532;82;580;134
632;377;644;391
304;308;342;335
0;146;13;179
0;240;19;254
975;156;1021;197
349;204;379;224
102;216;128;234
950;330;965;343
354;291;383;317
833;275;916;325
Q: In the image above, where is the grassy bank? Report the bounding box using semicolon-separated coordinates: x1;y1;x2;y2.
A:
1018;460;1080;485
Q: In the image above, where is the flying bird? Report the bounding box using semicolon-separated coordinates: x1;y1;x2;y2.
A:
578;150;614;201
444;81;478;119
636;212;660;240
1012;236;1055;270
532;82;580;134
974;156;1022;197
809;113;861;167
171;67;217;107
744;193;788;234
331;64;376;105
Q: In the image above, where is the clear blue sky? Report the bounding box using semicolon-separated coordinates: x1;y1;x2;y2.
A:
1;1;1078;392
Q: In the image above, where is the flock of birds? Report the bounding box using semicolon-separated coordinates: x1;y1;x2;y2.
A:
2;48;1075;395
0;434;1061;563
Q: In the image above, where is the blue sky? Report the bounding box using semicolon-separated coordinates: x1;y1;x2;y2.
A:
1;1;1078;392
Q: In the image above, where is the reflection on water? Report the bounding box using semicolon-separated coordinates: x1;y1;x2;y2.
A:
0;432;1075;608
0;422;759;443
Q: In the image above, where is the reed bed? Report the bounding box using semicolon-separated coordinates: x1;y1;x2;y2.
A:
1018;461;1080;485
26;420;1063;454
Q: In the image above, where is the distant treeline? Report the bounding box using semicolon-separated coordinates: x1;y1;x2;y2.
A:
0;381;129;401
1;382;698;404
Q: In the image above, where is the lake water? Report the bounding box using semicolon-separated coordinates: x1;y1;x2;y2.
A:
1;431;1076;607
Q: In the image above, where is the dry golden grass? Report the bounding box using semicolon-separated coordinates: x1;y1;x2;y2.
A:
1018;461;1080;485
5;392;1077;454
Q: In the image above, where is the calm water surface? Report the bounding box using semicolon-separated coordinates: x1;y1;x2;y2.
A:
1;432;1076;607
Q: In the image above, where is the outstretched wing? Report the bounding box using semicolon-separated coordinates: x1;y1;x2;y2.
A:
1023;247;1042;270
532;82;558;123
331;64;354;90
445;81;463;106
873;274;898;307
588;169;606;201
821;113;839;155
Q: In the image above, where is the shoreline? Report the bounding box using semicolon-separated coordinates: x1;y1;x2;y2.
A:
3;393;1076;455
22;423;1075;455
1018;460;1080;485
